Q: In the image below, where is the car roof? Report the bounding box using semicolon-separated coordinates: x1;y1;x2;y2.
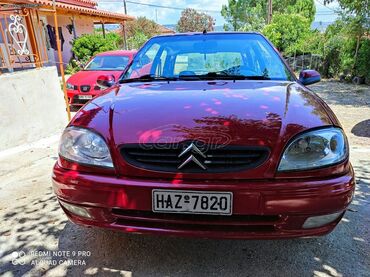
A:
152;31;263;39
96;50;137;57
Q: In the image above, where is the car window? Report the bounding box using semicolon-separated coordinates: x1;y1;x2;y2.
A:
174;52;242;76
123;34;293;81
85;55;130;71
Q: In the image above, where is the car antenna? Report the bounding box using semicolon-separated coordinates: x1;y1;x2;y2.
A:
203;29;207;34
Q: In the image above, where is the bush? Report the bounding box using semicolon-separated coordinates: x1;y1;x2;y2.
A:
356;39;370;79
65;59;86;75
71;33;123;60
262;14;310;53
127;31;149;50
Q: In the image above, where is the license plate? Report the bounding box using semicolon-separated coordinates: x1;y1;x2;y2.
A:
78;95;92;100
152;190;233;215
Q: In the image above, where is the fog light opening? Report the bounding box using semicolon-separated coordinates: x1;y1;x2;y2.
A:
59;201;92;219
303;211;344;229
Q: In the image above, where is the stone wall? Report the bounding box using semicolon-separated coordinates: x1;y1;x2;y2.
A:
0;67;68;151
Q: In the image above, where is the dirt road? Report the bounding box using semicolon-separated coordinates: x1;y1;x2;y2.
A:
0;81;369;277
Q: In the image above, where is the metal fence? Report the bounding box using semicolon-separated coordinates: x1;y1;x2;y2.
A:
0;5;50;74
284;53;323;73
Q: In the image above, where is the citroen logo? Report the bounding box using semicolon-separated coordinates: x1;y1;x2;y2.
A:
178;143;207;170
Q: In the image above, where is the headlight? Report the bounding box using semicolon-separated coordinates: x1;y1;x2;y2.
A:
66;83;75;90
278;127;348;171
59;127;114;168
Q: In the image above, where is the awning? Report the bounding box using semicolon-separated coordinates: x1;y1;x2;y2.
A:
28;0;134;23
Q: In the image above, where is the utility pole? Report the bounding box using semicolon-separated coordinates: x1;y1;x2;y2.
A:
123;0;128;49
267;0;272;24
52;0;71;120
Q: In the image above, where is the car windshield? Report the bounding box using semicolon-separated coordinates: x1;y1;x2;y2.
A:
121;33;293;82
85;55;130;71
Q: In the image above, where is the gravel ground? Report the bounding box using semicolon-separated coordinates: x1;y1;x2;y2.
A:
0;81;369;277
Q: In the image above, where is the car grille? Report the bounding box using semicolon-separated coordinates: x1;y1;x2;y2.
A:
112;209;280;233
120;142;269;173
80;85;91;92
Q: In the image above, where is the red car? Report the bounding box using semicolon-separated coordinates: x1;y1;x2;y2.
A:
66;50;136;107
53;33;355;239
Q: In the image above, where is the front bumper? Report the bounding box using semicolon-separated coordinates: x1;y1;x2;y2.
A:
67;90;99;106
52;163;355;239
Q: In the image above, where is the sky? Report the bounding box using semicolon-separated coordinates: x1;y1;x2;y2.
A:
97;0;341;26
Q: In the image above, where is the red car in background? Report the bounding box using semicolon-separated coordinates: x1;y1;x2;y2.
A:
66;50;136;107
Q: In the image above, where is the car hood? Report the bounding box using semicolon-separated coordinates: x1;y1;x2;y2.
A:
72;80;336;179
67;70;123;86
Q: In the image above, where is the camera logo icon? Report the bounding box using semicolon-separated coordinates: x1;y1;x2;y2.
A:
11;251;26;265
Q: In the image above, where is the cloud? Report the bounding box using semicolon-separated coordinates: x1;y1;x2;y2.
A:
97;0;340;26
98;0;228;25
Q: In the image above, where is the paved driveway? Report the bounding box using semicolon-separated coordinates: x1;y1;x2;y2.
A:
0;81;369;277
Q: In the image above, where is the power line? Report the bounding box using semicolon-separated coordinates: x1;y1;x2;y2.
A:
97;0;339;17
316;11;339;15
314;0;338;12
97;0;220;13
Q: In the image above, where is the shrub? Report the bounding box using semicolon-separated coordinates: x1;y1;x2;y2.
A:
356;39;370;79
71;33;123;60
65;59;87;75
262;14;310;53
127;31;149;50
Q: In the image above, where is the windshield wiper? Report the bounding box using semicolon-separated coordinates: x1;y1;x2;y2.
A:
119;74;178;84
179;72;271;81
240;75;271;80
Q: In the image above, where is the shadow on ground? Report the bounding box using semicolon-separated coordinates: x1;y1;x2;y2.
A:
1;160;369;276
311;81;370;107
351;119;370;138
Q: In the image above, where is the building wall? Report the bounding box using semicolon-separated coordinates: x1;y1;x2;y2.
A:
44;14;95;67
0;67;68;151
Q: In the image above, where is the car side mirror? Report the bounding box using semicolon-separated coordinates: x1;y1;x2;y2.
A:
299;70;321;86
97;75;115;90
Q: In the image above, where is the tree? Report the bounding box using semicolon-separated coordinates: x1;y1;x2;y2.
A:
124;17;159;50
323;0;369;78
125;16;160;38
221;0;265;31
273;0;316;23
324;0;370;20
262;13;310;53
221;0;315;31
238;3;266;32
127;31;149;50
176;8;215;32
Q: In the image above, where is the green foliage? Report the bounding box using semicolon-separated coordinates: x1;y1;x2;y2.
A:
324;0;370;20
221;0;266;31
262;14;310;53
71;33;122;60
126;17;160;38
273;0;316;23
176;8;215;32
286;30;324;55
65;59;86;75
357;39;370;79
127;31;149;50
221;0;315;31
322;0;369;79
320;14;369;78
238;3;266;32
221;0;369;81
